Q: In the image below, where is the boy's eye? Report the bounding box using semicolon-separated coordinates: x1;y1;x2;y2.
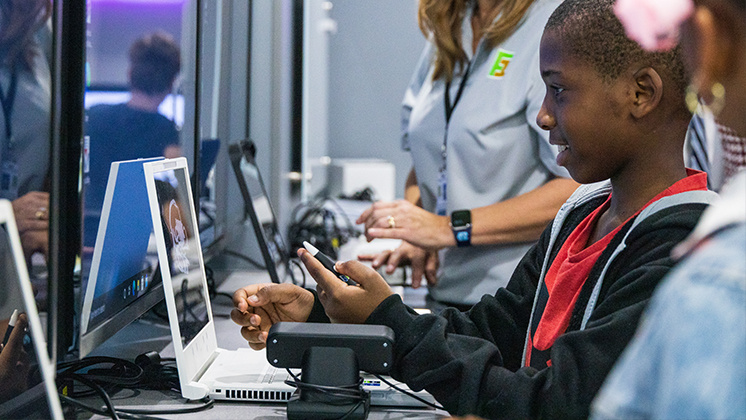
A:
552;86;565;96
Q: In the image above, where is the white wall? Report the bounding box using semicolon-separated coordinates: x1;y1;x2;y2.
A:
325;0;424;199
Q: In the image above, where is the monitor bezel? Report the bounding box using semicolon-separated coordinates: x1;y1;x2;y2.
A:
79;157;165;358
228;141;286;284
143;157;216;399
0;200;64;419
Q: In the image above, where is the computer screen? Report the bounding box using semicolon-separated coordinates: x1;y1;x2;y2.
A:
79;158;165;357
0;201;64;419
228;141;291;284
148;160;209;347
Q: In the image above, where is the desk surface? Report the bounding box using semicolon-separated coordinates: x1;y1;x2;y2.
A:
78;269;447;419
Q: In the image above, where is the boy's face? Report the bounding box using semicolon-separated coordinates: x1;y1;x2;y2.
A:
537;30;633;184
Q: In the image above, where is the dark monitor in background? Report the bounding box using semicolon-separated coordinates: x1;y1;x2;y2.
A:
196;139;220;250
197;139;220;198
79;158;164;358
228;140;292;284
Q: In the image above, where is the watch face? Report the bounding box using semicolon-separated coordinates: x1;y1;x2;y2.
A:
451;210;471;227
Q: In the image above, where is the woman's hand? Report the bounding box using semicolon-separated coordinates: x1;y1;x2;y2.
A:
356;200;453;251
299;248;394;324
12;192;49;259
231;283;315;350
357;241;439;288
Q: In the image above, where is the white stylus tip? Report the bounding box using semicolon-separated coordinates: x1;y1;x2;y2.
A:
8;309;19;327
303;241;319;256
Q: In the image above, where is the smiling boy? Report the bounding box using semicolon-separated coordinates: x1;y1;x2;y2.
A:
232;0;717;418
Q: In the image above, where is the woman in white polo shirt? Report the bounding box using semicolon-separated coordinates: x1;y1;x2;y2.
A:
357;0;578;311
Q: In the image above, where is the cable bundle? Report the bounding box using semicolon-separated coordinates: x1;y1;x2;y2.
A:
287;197;359;260
56;353;213;419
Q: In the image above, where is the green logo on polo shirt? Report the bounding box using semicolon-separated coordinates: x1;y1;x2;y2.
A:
488;49;514;78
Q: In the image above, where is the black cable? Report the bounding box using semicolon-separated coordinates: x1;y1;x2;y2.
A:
222;249;266;269
66;373;121;420
113;398;214;415
373;374;445;410
58;355;213;417
58;355;180;394
60;390;213;418
287;196;360;260
284;369;368;401
58;356;144;387
204;265;216;299
284;369;371;419
181;279;204;325
59;395;165;420
323;197;358;239
214;291;234;299
339;399;368;420
289;258;306;288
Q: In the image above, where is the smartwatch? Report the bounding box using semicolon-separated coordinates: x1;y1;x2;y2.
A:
450;209;472;247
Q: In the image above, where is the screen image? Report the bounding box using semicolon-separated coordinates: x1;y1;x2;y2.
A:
239;159;288;280
0;224;57;419
229;141;292;284
83;160;161;336
153;169;208;347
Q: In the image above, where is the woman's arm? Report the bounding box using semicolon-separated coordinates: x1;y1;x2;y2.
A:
470;177;579;245
360;177;579;250
404;167;422;206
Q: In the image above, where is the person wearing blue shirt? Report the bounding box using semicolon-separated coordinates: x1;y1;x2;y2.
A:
593;0;746;418
84;31;182;248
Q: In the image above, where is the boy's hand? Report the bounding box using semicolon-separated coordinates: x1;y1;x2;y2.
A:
0;314;30;402
299;249;394;324
231;283;315;350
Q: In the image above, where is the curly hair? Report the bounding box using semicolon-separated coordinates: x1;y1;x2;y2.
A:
129;31;181;95
418;0;536;82
0;0;52;70
545;0;689;116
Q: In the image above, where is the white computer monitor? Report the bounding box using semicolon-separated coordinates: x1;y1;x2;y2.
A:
79;157;165;358
142;158;214;398
0;200;63;419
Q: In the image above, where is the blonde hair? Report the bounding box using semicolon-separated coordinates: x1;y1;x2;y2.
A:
418;0;536;82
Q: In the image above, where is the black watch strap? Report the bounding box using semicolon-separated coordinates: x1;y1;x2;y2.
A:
450;210;472;247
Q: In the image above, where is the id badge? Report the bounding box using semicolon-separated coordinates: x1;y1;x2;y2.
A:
0;159;19;200
435;168;447;216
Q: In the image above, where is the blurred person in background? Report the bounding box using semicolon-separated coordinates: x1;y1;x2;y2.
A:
592;0;746;418
0;0;52;261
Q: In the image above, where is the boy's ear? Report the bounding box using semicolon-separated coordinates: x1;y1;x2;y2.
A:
629;67;663;119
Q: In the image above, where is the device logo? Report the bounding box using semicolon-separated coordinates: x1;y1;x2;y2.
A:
168;199;190;274
488;49;514;78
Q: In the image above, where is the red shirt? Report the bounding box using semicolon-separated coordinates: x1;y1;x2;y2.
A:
528;170;708;365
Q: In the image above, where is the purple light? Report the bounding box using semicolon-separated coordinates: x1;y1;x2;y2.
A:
91;0;185;4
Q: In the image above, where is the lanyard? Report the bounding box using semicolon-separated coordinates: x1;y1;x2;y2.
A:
0;64;18;142
441;63;472;168
443;63;472;127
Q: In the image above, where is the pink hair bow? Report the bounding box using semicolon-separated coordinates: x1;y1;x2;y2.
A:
614;0;695;51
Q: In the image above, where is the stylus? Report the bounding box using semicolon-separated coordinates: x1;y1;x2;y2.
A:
2;309;19;349
303;241;358;286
